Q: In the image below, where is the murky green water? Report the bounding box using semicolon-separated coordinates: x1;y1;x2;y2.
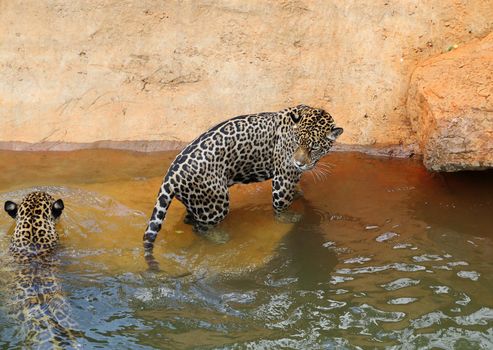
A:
0;150;492;349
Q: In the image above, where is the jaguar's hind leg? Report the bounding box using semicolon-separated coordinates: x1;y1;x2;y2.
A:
186;185;230;243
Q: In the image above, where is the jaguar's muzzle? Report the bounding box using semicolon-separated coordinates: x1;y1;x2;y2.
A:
292;147;314;171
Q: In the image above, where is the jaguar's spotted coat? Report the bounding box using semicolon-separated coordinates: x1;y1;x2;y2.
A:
143;105;343;256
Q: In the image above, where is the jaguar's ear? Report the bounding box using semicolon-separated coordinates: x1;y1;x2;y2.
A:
4;201;17;219
290;104;309;123
327;127;344;141
52;199;64;219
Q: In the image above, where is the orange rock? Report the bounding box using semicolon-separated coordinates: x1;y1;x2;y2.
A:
408;32;493;171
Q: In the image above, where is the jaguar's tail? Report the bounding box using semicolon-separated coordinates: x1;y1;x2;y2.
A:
143;180;174;264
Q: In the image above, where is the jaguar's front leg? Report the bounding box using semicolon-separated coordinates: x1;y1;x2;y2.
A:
293;183;304;200
272;175;303;223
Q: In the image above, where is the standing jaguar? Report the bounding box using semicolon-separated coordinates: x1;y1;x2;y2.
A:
3;191;79;349
143;104;343;258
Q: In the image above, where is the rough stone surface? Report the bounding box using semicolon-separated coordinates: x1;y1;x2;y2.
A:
0;1;492;153
408;32;493;171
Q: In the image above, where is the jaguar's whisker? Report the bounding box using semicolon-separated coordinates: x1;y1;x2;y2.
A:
317;163;334;172
317;164;333;176
315;168;324;182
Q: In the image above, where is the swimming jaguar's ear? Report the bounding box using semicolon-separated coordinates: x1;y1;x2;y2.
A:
52;199;64;219
327;127;344;141
4;201;17;219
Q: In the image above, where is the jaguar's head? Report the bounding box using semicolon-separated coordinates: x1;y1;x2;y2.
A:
289;104;343;171
4;192;64;259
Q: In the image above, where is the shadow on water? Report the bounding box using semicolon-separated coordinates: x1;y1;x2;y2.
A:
269;198;338;289
412;169;493;238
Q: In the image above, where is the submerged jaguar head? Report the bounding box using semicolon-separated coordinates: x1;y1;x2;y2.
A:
289;104;343;171
4;192;64;259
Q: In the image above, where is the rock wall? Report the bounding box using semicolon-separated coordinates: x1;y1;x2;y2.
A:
408;32;493;171
1;0;492;152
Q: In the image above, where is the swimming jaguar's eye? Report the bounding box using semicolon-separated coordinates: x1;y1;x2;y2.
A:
312;143;320;150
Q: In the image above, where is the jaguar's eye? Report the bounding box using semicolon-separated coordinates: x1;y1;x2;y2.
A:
312;143;320;151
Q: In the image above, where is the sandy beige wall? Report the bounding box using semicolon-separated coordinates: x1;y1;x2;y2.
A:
1;0;492;151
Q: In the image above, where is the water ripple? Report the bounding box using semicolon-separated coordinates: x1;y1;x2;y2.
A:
339;304;406;332
411;311;448;329
343;256;372;264
336;263;426;275
454;308;493;326
380;278;420;291
430;285;451;294
387;297;418;305
413;254;444;262
375;232;399;242
457;270;480;281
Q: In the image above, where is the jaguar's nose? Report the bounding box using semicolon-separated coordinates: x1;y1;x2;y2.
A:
294;160;304;167
293;147;310;169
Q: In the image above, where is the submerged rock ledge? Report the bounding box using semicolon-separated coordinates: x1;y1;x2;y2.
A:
0;140;416;159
